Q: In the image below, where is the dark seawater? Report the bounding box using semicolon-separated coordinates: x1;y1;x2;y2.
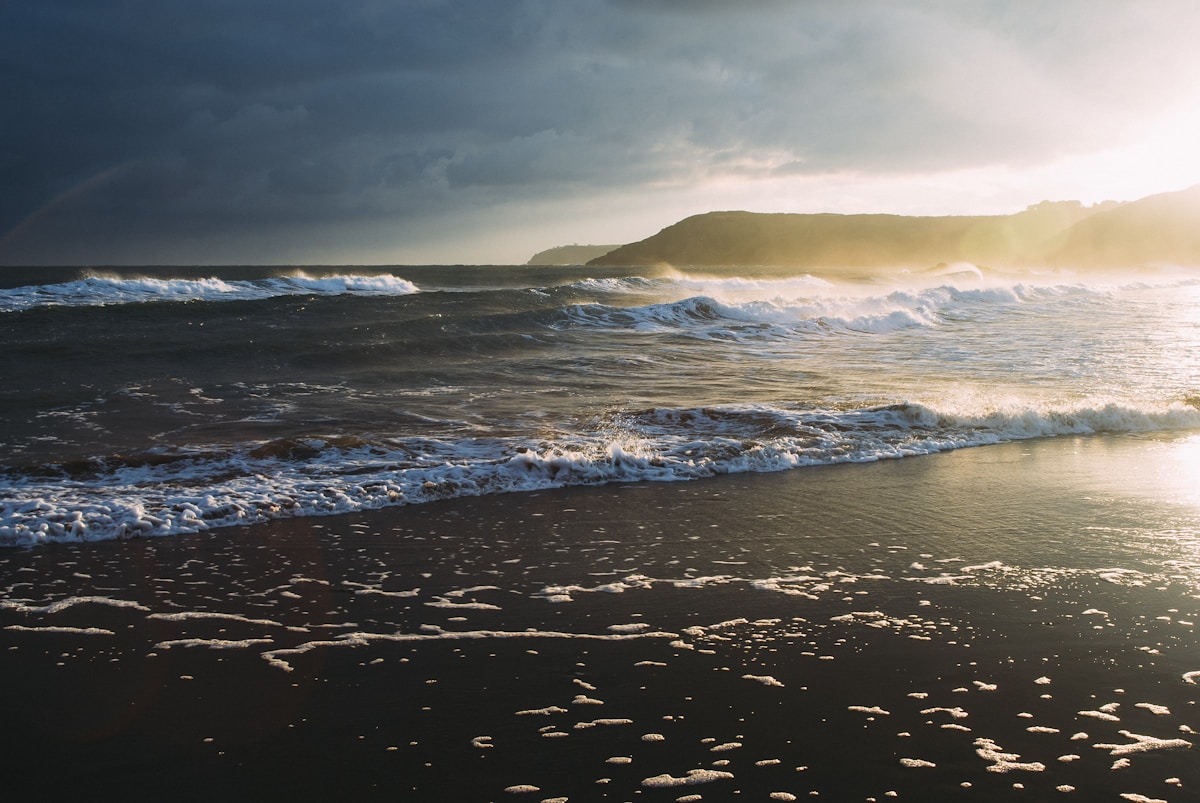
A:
3;264;1200;545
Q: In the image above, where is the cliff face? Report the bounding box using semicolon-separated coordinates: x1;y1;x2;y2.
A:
586;186;1200;270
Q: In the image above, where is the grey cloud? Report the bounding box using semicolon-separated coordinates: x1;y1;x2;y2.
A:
3;0;1199;263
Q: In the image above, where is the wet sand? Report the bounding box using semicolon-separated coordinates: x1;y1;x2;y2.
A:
2;435;1198;801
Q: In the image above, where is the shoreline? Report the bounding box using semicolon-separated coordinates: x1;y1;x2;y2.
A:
2;434;1198;800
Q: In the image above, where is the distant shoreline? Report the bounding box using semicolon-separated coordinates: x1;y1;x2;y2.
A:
582;184;1200;269
526;244;620;265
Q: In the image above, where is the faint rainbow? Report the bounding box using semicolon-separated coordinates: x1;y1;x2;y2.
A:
0;161;133;258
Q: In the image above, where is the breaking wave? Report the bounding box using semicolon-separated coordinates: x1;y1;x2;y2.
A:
4;399;1198;546
0;272;420;312
557;281;1110;339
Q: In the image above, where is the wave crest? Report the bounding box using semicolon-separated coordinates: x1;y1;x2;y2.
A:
4;398;1198;547
0;271;420;312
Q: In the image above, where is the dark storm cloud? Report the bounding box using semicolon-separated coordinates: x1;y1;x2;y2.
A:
3;0;1199;263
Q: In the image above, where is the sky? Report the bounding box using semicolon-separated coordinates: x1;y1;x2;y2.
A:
3;0;1200;266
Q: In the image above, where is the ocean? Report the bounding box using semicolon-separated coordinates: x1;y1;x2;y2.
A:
2;264;1200;800
3;264;1199;546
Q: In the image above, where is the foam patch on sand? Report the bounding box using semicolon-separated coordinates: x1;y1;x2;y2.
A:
641;769;734;788
148;611;292;628
155;637;275;650
1092;731;1192;756
5;624;115;635
900;758;936;768
973;738;1046;773
743;674;785;687
258;625;680;672
2;595;151;614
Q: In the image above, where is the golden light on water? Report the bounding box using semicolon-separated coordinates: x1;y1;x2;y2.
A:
1172;436;1200;508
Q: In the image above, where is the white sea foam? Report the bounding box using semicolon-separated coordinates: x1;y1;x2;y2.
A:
5;624;115;636
974;738;1046;773
149;611;278;625
641;769;734;788
424;597;502;611
4;396;1200;546
259;626;679;672
608;623;651;633
1093;731;1192;756
2;595;150;614
849;705;890;716
563;291;942;339
502;784;540;794
743;674;785;687
572;694;604;705
1134;703;1170;716
568;276;664;294
900;758;936;768
1079;709;1122;722
576;718;633;728
155;637;274;650
0;272;420;312
559;275;1161;342
516;707;569;716
922;707;969;720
